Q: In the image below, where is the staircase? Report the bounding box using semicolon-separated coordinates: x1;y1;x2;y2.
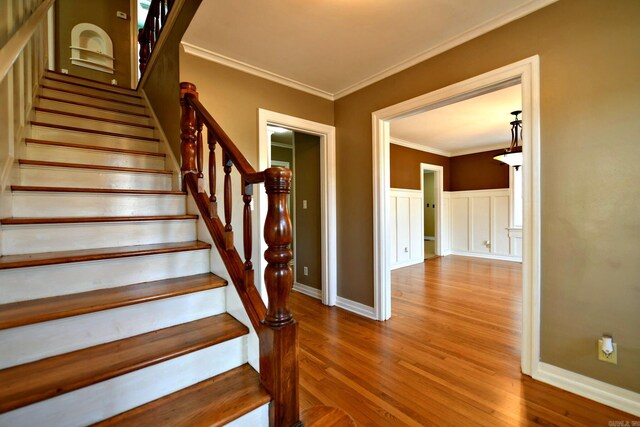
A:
0;71;271;426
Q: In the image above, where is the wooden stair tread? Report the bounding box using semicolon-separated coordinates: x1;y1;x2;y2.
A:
44;76;142;99
0;240;211;270
38;95;151;118
45;70;139;93
0;314;248;413
0;215;197;225
25;138;165;157
34;107;155;129
30;122;160;142
0;273;226;330
19;159;172;175
41;85;145;108
95;364;270;427
11;185;185;195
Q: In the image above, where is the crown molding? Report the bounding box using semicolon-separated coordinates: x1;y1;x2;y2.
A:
181;0;555;101
390;137;451;157
449;142;507;157
391;137;509;158
181;42;335;101
332;0;557;99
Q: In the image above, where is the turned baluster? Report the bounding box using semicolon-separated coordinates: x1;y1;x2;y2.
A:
138;28;149;74
196;116;204;193
207;130;217;218
160;0;167;26
260;167;300;426
223;152;234;250
243;183;254;290
179;83;198;189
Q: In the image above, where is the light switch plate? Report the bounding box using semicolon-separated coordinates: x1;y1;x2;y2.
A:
116;11;127;19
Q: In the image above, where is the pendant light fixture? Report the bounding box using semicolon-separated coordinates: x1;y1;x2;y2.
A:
493;110;523;170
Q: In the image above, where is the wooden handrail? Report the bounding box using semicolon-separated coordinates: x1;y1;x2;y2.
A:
180;82;300;427
138;0;176;77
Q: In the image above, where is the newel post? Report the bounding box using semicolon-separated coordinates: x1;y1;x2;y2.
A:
179;82;198;190
260;167;301;427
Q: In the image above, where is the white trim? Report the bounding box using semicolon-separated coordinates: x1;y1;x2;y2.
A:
129;0;138;89
140;89;182;188
448;251;521;262
271;142;293;150
390;137;451;157
534;362;640;417
449;143;507;157
258;109;337;307
47;4;55;71
182;42;334;101
391;137;510;158
335;297;376;320
372;56;541;380
420;163;444;256
293;282;322;300
0;0;54;82
334;0;556;99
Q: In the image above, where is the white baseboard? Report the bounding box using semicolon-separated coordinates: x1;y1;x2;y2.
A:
390;258;424;270
448;251;522;262
293;282;322;300
335;296;376;320
534;362;640;417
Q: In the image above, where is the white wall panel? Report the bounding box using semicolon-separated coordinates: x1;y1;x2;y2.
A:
450;197;469;252
493;196;511;255
389;189;423;269
471;196;491;253
396;196;410;263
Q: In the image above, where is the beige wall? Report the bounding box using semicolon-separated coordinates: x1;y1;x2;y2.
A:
334;0;640;391
55;0;131;86
293;132;321;290
179;53;334;168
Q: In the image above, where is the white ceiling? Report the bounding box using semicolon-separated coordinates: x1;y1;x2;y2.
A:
390;84;522;156
182;0;555;99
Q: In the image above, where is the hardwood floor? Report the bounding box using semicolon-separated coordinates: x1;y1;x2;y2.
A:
291;256;636;426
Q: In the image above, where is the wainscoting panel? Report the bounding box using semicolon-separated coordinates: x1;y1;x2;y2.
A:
390;189;423;269
446;189;521;261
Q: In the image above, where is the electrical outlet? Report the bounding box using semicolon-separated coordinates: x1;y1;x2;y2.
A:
116;11;128;19
598;339;618;364
303;266;308;276
61;68;69;74
302;200;307;209
111;79;118;86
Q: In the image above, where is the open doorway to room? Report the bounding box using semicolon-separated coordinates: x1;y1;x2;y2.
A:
422;169;437;259
268;126;322;301
373;57;540;376
258;109;337;307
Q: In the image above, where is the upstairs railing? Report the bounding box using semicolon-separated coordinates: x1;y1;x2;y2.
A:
180;83;300;427
138;0;176;77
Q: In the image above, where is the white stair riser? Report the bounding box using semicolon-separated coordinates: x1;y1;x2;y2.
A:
24;143;166;169
12;192;186;217
42;78;144;105
44;73;137;96
0;288;226;369
0;338;247;427
2;220;196;255
34;110;156;138
19;165;173;191
0;249;210;303
41;87;147;114
227;404;270;427
37;97;151;125
31;125;159;152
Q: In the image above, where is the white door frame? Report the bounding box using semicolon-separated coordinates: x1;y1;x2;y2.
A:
372;56;540;376
258;109;337;306
420;163;444;256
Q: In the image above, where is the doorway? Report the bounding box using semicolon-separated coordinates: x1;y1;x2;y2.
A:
258;109;337;307
372;56;541;376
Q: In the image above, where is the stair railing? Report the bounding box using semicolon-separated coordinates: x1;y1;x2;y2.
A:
180;82;300;427
138;0;176;77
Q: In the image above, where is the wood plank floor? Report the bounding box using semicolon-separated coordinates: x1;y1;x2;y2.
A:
291;256;637;426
